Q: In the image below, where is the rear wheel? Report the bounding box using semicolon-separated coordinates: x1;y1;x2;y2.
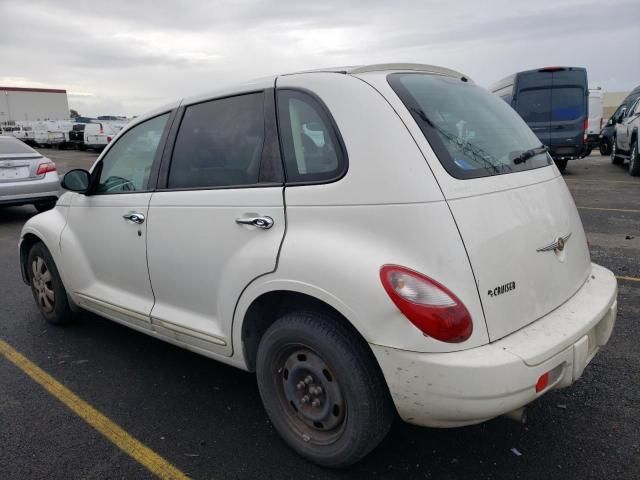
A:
629;140;640;177
27;242;74;325
611;139;624;165
256;310;394;467
34;200;57;212
555;159;568;172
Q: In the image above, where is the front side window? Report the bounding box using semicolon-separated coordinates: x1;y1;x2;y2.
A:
389;73;551;180
96;113;169;193
168;93;265;189
277;90;346;183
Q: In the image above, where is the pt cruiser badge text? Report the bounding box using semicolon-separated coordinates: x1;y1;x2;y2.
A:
487;281;516;298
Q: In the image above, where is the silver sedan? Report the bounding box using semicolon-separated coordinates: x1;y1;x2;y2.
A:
0;136;60;211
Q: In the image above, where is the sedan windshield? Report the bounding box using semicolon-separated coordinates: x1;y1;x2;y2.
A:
388;73;552;179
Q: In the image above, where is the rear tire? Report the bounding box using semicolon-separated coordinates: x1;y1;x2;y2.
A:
27;242;74;325
34;201;57;212
611;139;624;165
256;310;394;468
555;159;568;172
629;140;640;177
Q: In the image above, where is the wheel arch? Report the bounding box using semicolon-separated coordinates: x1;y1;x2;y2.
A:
19;232;42;284
237;287;369;373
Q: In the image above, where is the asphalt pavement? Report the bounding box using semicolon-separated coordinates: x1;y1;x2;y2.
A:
1;150;638;479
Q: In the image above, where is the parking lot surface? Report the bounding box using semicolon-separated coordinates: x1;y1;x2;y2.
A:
1;150;638;479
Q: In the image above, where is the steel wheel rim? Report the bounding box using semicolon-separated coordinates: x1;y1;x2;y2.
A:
31;256;55;313
273;345;346;445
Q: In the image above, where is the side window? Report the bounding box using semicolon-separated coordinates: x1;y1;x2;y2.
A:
96;113;169;193
168;93;265;189
277;90;346;183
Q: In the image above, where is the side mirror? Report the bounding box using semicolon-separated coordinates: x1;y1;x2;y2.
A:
61;169;91;193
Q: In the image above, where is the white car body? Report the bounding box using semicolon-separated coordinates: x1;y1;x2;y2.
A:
83;122;118;150
19;64;617;450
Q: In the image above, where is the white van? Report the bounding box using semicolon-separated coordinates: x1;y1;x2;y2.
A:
83;122;118;151
587;87;604;154
20;64;617;467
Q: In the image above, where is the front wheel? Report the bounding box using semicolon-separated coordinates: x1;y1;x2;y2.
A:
555;159;568;172
599;140;611;156
611;140;624;165
256;311;394;467
27;242;74;325
629;140;640;177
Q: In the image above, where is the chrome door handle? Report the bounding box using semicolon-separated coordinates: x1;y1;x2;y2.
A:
122;212;145;224
235;216;274;229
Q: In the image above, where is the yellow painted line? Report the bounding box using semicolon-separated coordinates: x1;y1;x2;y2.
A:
616;275;640;283
577;206;640;214
0;339;189;480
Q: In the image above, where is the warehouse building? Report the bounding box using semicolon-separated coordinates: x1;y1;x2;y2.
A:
0;86;69;123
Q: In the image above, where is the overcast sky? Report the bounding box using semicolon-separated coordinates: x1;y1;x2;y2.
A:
1;0;639;116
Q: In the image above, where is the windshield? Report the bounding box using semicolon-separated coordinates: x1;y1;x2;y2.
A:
388;73;552;179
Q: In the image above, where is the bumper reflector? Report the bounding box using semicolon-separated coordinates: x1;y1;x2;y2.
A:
535;372;550;392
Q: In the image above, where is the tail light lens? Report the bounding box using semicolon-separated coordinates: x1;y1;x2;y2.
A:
36;162;56;175
583;118;588;144
380;265;472;343
107;136;112;142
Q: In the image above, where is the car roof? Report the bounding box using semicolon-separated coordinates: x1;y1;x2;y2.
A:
130;63;471;127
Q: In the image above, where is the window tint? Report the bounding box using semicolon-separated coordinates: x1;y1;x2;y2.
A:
96;113;169;193
168;93;265;189
277;90;345;183
517;89;551;122
389;73;550;180
550;87;584;121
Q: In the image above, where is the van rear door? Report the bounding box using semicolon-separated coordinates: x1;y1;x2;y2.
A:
548;69;588;154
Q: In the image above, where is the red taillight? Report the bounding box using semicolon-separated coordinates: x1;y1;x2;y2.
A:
583;117;588;143
99;124;104;134
107;136;112;142
600;117;604;131
36;162;56;175
536;372;550;392
380;265;473;343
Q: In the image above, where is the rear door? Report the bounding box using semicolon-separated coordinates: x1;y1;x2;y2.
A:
146;89;285;356
548;70;587;151
514;72;552;146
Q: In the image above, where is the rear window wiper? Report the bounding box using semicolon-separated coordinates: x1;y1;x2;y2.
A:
513;145;549;164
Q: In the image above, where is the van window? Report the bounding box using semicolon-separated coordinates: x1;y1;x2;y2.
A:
389;73;551;180
551;87;584;121
517;89;551;123
96;113;169;193
168;93;265;189
277;90;346;183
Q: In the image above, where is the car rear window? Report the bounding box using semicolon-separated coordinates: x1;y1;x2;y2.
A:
517;89;551;123
389;73;552;179
0;138;37;154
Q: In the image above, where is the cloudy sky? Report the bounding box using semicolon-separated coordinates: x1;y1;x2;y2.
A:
1;0;639;116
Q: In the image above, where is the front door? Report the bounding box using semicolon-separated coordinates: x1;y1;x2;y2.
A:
146;91;285;355
61;112;172;328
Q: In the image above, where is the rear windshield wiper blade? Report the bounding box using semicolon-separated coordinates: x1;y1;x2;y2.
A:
513;145;549;164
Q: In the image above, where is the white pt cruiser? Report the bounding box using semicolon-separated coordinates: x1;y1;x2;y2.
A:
20;64;618;467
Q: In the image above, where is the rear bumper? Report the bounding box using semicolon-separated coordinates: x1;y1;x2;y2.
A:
372;263;617;428
0;173;60;206
586;134;601;148
549;145;587;159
